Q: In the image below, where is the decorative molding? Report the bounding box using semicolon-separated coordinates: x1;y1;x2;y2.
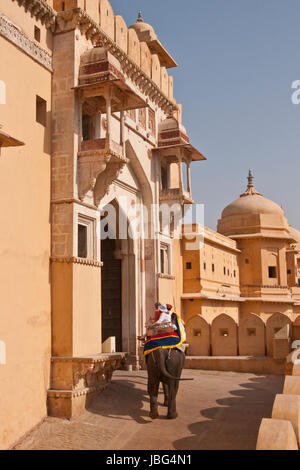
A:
51;197;98;210
12;0;56;31
51;353;126;363
241;284;289;290
51;256;103;267
0;13;53;71
158;273;175;280
55;8;176;112
48;384;108;398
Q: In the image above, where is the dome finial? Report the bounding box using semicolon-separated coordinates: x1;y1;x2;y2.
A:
240;169;262;197
248;169;254;189
137;10;143;22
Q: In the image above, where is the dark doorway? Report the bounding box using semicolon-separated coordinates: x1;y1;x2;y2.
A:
101;238;122;351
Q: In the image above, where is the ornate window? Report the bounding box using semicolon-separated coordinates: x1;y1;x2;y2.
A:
77;216;95;259
160;242;170;275
268;266;277;279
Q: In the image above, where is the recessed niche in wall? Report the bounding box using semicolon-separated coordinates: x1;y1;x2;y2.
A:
268;266;277;278
247;328;256;337
220;329;229;337
36;95;47;127
34;26;41;42
193;329;202;337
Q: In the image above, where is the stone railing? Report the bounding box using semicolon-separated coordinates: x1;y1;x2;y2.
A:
159;187;193;204
256;348;300;450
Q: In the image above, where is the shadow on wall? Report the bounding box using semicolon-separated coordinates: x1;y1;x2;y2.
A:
173;374;285;450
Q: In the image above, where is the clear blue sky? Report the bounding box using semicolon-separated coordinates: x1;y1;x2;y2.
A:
111;0;300;231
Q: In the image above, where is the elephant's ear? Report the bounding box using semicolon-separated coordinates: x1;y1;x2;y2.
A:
171;313;176;323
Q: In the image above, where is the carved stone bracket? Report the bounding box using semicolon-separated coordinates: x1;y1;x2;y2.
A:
78;150;110;202
78;143;128;206
94;157;127;207
13;0;57;31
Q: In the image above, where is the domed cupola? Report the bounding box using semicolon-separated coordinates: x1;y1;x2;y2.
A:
129;11;157;41
217;170;291;239
129;11;177;69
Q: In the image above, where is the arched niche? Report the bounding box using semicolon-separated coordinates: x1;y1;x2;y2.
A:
266;312;292;356
186;315;210;356
239;313;266;356
211;314;238;356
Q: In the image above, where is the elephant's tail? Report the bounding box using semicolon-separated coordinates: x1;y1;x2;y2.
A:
152;349;194;381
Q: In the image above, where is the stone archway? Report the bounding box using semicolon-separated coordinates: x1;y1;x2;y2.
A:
239;313;266;356
211;314;238;356
98;139;155;365
186;315;210;356
266;313;292;356
100;198;137;359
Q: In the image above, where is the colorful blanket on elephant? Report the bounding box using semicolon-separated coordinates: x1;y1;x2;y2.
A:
143;313;184;356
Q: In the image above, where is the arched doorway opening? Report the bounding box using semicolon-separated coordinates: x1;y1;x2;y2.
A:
101;238;122;352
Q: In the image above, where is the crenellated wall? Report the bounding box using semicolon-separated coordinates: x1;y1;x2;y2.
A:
52;0;177;103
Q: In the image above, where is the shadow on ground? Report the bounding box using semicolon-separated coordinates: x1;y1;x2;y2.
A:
86;374;156;425
172;374;284;450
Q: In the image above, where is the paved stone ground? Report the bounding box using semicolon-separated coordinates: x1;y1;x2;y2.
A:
15;370;284;450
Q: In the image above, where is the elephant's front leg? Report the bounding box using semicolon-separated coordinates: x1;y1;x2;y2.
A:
148;375;160;419
162;382;169;407
167;379;179;419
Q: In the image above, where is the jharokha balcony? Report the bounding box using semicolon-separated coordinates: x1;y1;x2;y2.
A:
153;113;206;206
159;187;194;205
79;137;123;156
75;45;148;206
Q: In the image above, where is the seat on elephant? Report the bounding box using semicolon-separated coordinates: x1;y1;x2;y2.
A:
143;313;185;356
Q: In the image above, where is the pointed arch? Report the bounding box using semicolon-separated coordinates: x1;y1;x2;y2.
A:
266;312;292;356
186;315;210;356
239;313;266;356
212;314;238;356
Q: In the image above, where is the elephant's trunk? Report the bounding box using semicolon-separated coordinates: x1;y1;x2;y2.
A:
152;348;193;381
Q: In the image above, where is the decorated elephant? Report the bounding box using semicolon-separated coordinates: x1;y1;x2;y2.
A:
142;311;192;419
146;347;191;419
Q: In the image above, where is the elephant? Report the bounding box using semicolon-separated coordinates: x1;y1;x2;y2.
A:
145;347;192;420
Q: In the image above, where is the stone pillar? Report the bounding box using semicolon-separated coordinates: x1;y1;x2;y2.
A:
186;159;191;195
120;106;125;153
178;154;183;193
106;88;112;146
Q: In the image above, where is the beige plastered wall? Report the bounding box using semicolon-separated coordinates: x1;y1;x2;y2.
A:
0;32;52;449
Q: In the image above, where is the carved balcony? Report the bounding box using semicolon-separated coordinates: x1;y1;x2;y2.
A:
159;187;194;205
78;138;128;206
